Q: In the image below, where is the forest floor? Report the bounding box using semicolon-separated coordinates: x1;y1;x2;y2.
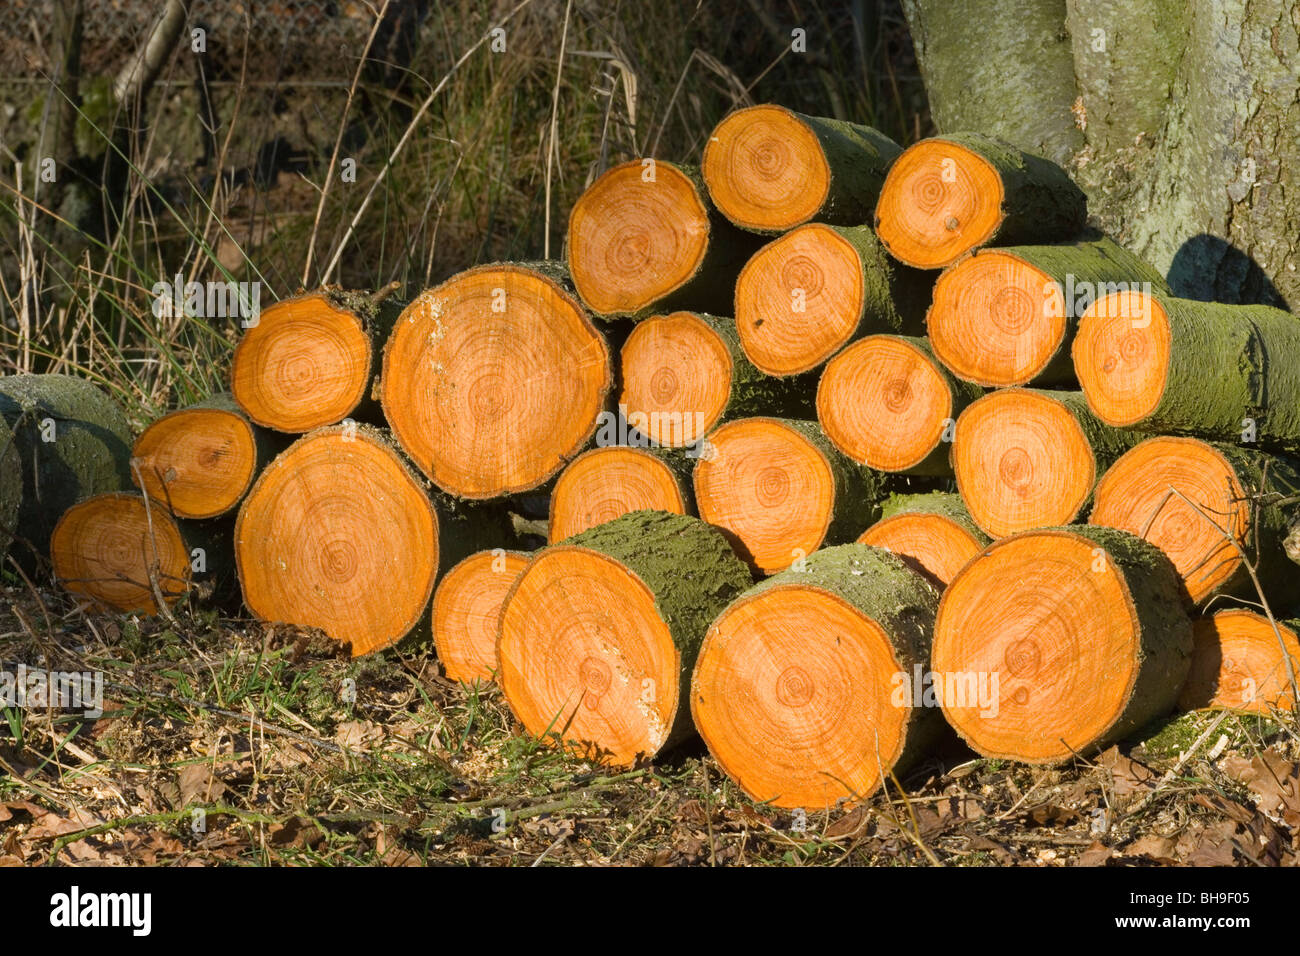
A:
2;581;1297;867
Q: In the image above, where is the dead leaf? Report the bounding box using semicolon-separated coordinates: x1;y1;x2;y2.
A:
1097;746;1159;799
334;719;385;752
1073;841;1115;866
1220;751;1300;826
176;763;229;807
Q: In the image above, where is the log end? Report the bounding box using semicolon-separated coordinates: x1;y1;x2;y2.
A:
619;312;733;447
702;105;830;232
859;510;983;589
432;549;529;683
549;447;689;543
1179;610;1299;714
735;224;865;376
1073;290;1170;426
132;406;259;519
875;137;1005;268
231;293;373;432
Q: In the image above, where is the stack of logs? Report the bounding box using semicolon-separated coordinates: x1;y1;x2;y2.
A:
9;104;1300;810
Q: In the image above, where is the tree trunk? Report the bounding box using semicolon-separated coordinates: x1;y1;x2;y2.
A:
380;262;613;499
0;373;134;570
933;525;1194;763
692;416;899;575
498;510;753;766
692;542;943;808
548;445;695;544
1073;291;1300;452
903;0;1300;309
432;549;531;684
702;105;901;233
954;388;1138;537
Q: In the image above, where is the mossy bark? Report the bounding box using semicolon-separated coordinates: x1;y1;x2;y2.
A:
829;224;933;340
0;373;133;570
973;236;1172;385
900;0;1083;167
1126;296;1300;453
558;510;753;749
880;491;990;546
729;542;946;778
0;419;20;565
878;133;1087;260
1046;526;1195;748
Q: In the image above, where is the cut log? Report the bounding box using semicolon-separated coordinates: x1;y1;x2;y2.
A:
817;334;980;474
566;161;760;319
0;373;133;569
1090;437;1300;604
131;391;290;520
380;262;612;499
693;417;890;575
692;543;941;809
874;133;1087;269
954;388;1138;537
927;236;1171;387
548;446;693;544
618;311;814;448
701;105;902;234
498;511;752;766
432;549;530;684
50;492;191;614
1179;610;1299;715
234;424;441;657
932;526;1194;763
858;492;989;589
1072;290;1300;451
734;223;930;376
230;289;403;433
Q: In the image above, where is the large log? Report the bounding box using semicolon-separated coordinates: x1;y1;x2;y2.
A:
618;311;814;448
234;423;510;657
498;511;752;766
1073;290;1300;452
380;262;612;499
0;373;133;570
927;236;1171;387
131;391;290;520
1090;437;1300;604
701;105;902;234
933;526;1194;763
733;223;930;376
692;417;893;575
566;161;761;319
817;334;980;475
858;491;990;590
954;388;1138;537
874;133;1087;269
692;543;942;809
230;289;404;433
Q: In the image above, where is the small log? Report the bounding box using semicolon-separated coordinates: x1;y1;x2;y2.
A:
1179;610;1299;715
874;132;1087;269
548;445;694;544
702;105;902;233
858;492;990;589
